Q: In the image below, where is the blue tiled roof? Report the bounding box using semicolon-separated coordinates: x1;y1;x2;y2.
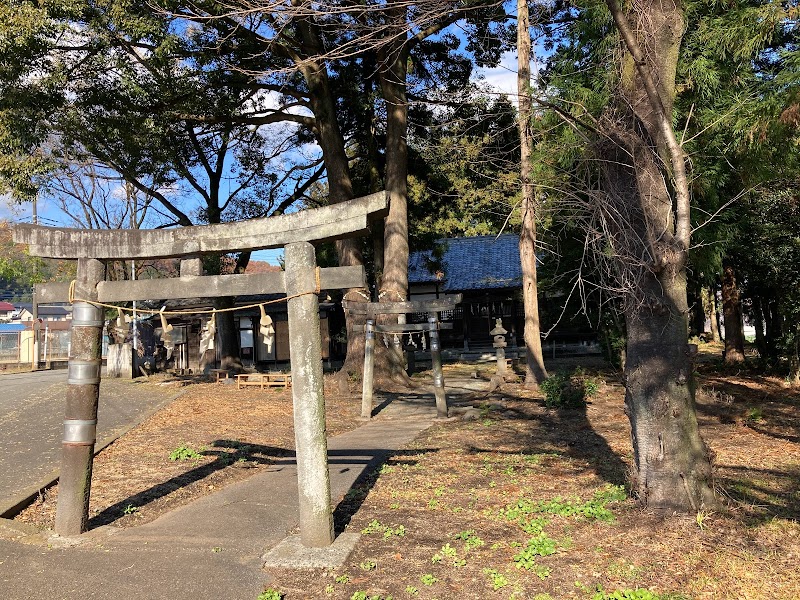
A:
408;235;524;291
0;323;26;332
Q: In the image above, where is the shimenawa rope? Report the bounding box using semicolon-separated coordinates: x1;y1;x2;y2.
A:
67;267;322;317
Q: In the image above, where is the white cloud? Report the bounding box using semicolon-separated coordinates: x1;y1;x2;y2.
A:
478;51;521;98
475;50;545;106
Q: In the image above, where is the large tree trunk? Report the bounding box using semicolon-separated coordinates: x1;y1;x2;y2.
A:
688;282;706;338
765;295;781;360
378;34;409;307
365;57;386;293
603;0;716;511
376;9;412;382
789;324;800;386
753;294;767;358
517;0;548;387
296;16;369;383
721;262;746;363
624;274;714;509
214;295;242;371
204;195;241;371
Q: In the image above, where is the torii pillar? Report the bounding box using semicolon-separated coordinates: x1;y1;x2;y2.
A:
55;258;106;534
285;242;334;546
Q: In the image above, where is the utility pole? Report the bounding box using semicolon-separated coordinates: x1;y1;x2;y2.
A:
31;195;39;370
128;184;138;369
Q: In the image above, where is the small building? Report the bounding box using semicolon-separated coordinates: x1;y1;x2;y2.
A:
132;295;336;374
0;314;72;366
14;304;72;322
10;304;73;364
0;301;15;322
408;234;600;357
408;234;527;351
0;323;29;363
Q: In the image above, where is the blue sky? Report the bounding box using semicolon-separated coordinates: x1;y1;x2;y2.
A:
0;192;285;265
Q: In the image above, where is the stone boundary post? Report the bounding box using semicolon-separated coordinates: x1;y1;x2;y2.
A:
428;314;448;418
361;320;375;419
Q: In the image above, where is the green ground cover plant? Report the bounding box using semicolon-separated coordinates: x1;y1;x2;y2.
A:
168;444;203;461
540;369;602;408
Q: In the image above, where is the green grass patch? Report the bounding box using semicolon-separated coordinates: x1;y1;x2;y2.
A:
513;532;557;569
361;519;406;538
168;444;203;461
500;485;626;525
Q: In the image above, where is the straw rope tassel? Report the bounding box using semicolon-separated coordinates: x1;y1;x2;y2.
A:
207;310;216;336
259;304;275;353
159;307;173;333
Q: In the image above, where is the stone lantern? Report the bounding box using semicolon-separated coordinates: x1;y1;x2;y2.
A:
490;318;508;377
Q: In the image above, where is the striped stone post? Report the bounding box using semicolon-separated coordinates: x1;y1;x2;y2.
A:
55;258;105;535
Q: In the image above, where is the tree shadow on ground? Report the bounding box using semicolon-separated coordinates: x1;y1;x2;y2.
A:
456;389;630;488
382;370;630;489
332;387;445;534
369;389;442;416
695;377;800;444
716;463;800;522
332;448;436;534
691;373;800;521
88;439;287;528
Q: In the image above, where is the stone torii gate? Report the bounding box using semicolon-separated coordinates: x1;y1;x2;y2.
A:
13;192;387;547
345;295;462;420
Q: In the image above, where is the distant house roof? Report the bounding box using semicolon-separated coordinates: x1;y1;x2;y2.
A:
13;304;71;318
409;235;527;292
0;301;15;312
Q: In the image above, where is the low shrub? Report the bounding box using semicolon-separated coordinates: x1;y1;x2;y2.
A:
540;369;601;408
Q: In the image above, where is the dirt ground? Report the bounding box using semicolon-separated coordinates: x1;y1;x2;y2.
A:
16;346;800;599
16;374;365;530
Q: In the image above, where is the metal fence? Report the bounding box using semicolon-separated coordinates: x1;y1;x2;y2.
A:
42;330;71;360
0;332;19;361
0;328;76;365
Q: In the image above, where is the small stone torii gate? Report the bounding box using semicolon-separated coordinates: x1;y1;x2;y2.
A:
345;295;462;420
13;192;388;547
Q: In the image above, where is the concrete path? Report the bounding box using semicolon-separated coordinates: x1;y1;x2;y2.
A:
0;389;447;600
0;371;183;516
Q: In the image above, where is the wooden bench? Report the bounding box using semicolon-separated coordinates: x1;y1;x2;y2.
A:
236;373;292;390
209;369;230;383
